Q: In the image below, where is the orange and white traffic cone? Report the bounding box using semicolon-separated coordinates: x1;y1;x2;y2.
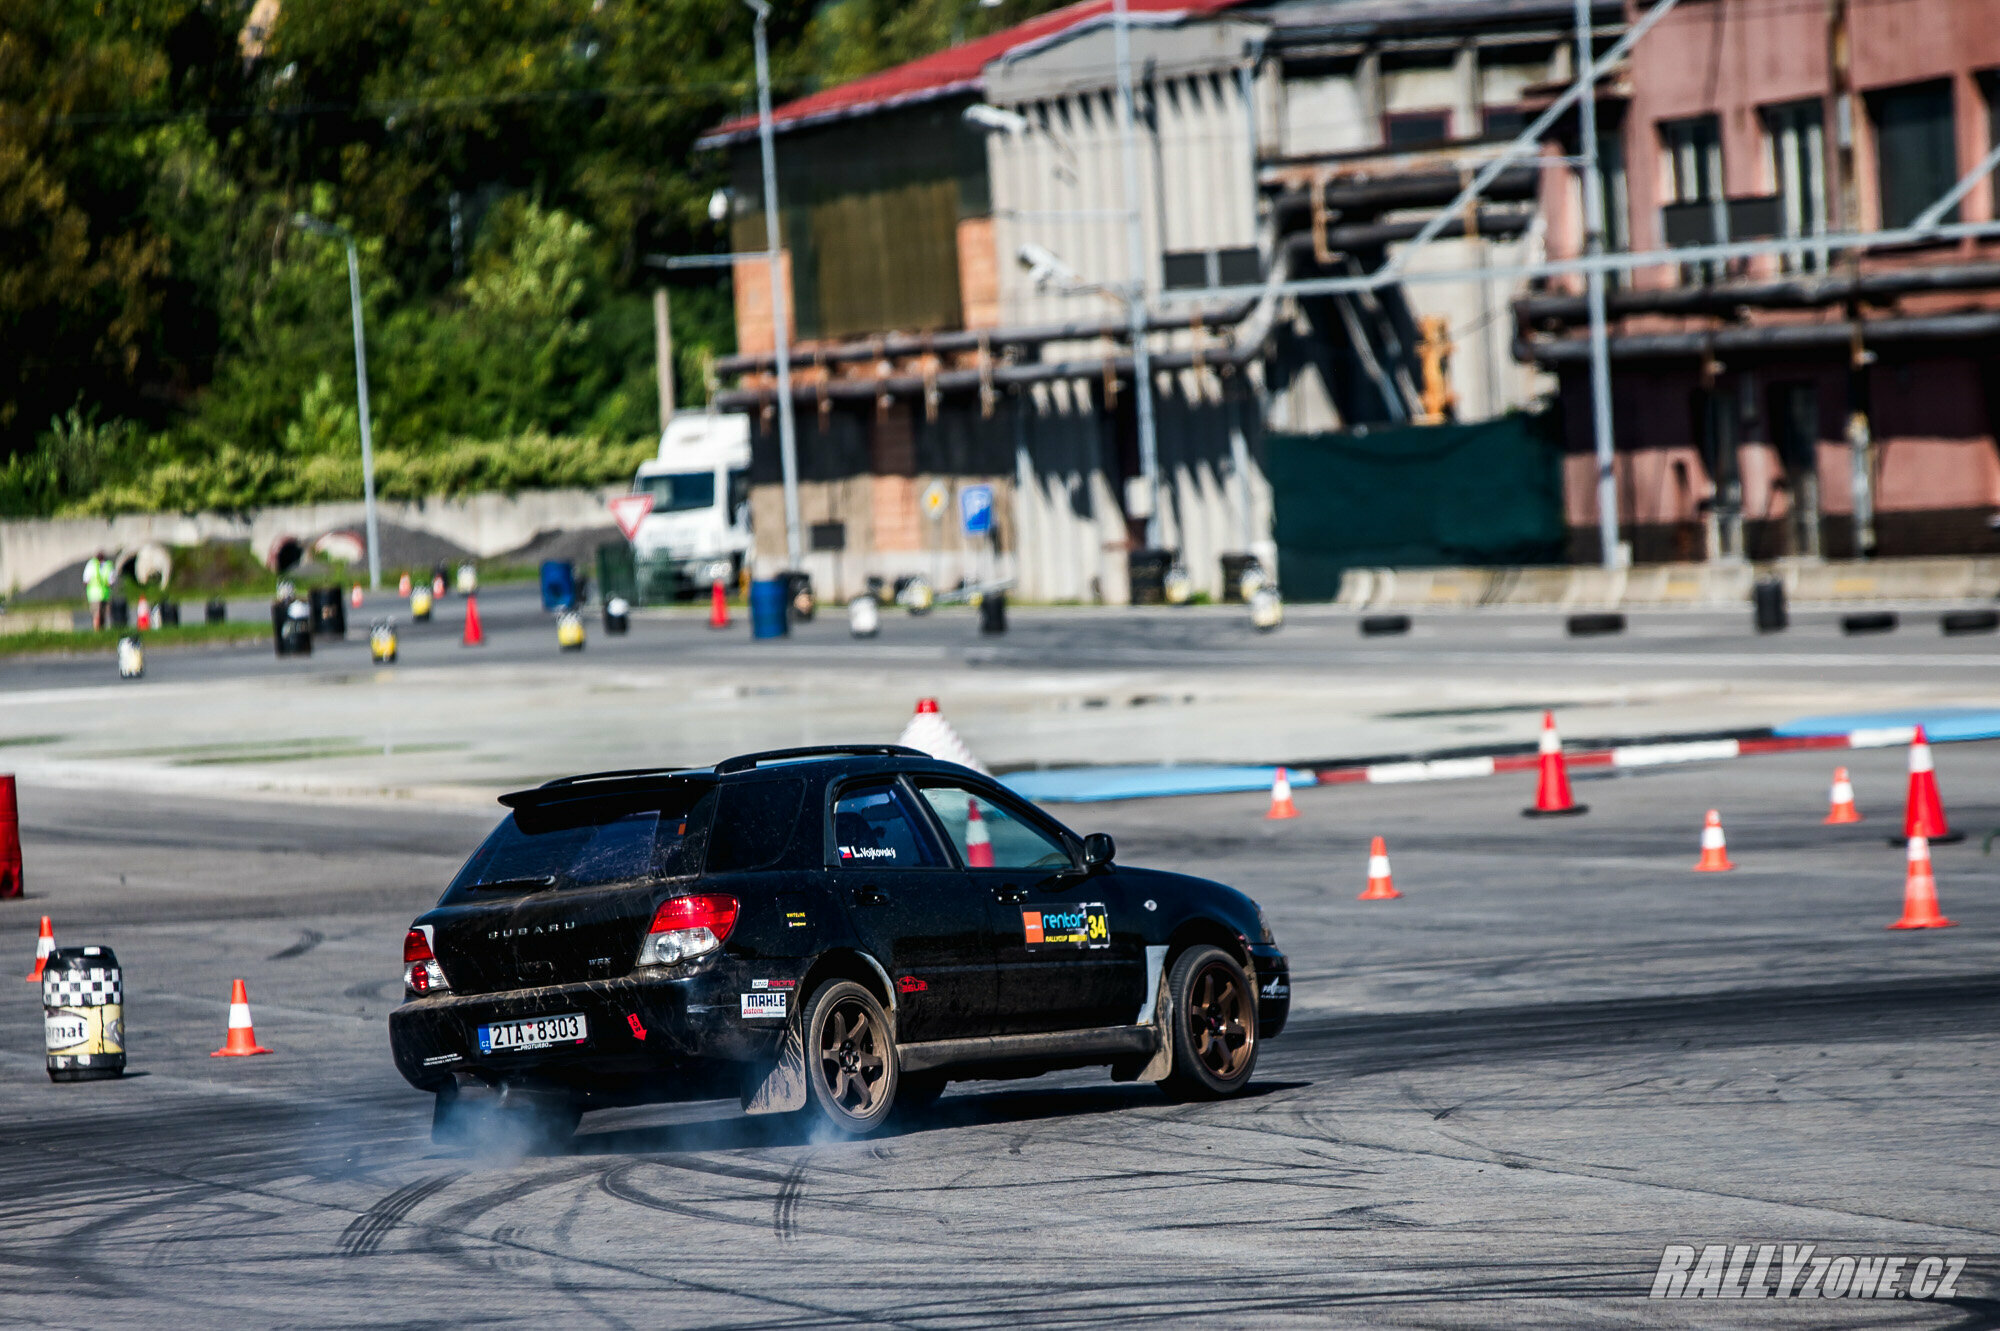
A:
211;979;273;1056
462;594;484;647
432;573;447;599
1523;711;1587;817
1693;809;1736;872
965;799;995;868
350;584;364;610
1358;836;1401;900
1900;726;1961;844
1266;767;1300;820
23;914;52;982
135;596;151;630
708;579;730;629
1824;766;1862;824
397;572;412;597
1888;836;1955;929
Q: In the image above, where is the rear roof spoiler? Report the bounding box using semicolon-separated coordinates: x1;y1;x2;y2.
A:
499;770;713;810
713;745;927;774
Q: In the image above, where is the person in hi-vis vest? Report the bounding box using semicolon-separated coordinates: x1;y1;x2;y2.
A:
84;551;112;630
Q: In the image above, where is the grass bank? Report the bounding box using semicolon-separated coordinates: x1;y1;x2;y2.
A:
0;621;273;659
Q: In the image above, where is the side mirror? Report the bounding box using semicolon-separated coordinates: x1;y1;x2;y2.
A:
1081;832;1115;869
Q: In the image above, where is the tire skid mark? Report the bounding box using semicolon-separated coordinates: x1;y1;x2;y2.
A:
337;1171;462;1257
267;927;325;960
772;1154;812;1242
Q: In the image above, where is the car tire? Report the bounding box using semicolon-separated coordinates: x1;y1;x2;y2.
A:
1160;945;1259;1102
800;980;899;1136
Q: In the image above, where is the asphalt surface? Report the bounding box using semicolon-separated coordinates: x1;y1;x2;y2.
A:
2;744;1997;1325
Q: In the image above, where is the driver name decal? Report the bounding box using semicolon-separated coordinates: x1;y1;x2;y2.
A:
1022;903;1110;950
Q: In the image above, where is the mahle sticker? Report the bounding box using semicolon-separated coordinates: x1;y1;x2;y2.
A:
740;992;788;1019
1022;903;1110;950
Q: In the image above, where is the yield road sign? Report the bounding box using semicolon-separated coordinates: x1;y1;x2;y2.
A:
608;494;655;541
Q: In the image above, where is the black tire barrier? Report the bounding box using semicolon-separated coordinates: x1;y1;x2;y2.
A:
1941;609;1999;636
1753;577;1788;633
979;590;1007;635
1359;614;1411;637
204;598;227;624
1566;612;1626;637
1841;611;1898;635
157;600;180;627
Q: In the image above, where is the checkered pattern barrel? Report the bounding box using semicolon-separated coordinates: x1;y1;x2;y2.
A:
43;946;125;1082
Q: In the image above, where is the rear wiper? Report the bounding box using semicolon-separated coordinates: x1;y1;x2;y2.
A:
469;875;558;891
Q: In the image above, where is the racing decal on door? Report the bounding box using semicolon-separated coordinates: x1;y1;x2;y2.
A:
740;992;788;1018
1022;903;1110;950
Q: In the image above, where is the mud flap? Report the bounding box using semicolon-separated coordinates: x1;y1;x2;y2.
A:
739;1021;808;1115
1134;944;1173;1083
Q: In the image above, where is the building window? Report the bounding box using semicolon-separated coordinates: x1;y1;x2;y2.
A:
1384;110;1453;148
1983;71;2000;214
1869;80;1958;230
1482;105;1529;139
1762;100;1827;271
1660;115;1723;281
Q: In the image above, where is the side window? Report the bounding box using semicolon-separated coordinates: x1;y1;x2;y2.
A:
707;779;805;873
832;783;942;868
915;783;1072;871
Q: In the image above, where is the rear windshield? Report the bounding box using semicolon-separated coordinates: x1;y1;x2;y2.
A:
445;788;711;899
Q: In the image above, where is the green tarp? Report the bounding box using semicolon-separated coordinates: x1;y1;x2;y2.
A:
1270;413;1565;601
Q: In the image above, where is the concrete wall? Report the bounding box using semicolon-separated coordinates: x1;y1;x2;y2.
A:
744;371;1271;603
0;488;624;596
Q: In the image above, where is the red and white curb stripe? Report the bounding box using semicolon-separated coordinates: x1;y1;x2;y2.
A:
1309;727;1927;789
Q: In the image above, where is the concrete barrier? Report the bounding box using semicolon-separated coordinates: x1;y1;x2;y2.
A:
1334;557;2000;609
0;488;625;596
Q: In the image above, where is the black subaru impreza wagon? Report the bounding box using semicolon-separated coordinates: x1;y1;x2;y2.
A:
390;745;1289;1141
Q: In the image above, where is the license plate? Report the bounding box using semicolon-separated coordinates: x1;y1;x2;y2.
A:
478;1013;588;1054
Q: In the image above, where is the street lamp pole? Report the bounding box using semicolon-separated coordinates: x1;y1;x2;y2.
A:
294;213;382;590
746;0;804;572
1112;0;1161;550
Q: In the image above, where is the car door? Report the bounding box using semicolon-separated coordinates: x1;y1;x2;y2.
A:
910;779;1147;1036
825;778;999;1042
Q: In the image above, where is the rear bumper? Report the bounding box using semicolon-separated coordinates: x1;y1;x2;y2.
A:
1250;945;1290;1040
387;960;797;1095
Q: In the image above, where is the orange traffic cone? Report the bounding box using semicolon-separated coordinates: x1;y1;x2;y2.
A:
135;596;151;630
462;594;484;647
1899;726;1961;844
1358;836;1401;900
350;584;364;610
965;799;995;867
23;914;52;982
432;573;446;598
398;572;412;597
211;979;273;1056
1824;766;1862;824
708;579;731;629
1266;767;1300;820
1523;711;1588;817
1888;836;1956;929
1693;809;1736;871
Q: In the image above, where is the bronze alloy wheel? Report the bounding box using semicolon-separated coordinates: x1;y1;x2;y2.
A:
807;983;895;1128
1162;944;1260;1100
1186;958;1255;1079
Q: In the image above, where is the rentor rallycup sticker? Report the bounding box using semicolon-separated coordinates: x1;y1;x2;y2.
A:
1022;903;1110;950
740;991;788;1019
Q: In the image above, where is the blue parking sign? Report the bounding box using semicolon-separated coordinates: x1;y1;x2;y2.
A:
960;484;994;536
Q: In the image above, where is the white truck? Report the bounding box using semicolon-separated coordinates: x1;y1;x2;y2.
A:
629;413;752;599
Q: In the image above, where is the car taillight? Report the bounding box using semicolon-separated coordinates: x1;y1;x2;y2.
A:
637;894;738;968
403;925;449;996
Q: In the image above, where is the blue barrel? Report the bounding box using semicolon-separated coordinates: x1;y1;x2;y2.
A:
540;560;578;611
749;579;790;639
